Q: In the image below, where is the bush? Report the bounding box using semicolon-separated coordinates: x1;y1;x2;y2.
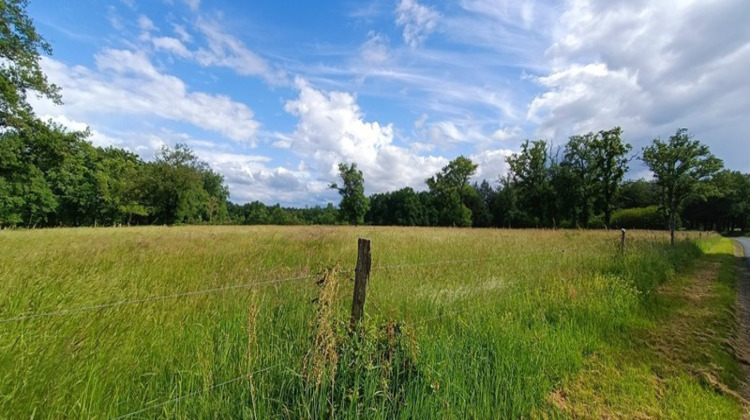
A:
611;206;666;230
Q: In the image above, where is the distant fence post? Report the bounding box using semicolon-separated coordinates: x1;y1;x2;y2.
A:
350;238;371;330
620;229;627;253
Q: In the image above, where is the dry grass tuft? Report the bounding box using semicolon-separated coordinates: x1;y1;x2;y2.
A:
303;265;342;388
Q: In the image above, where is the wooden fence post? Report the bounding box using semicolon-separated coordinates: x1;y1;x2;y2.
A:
620;228;627;253
350;238;371;330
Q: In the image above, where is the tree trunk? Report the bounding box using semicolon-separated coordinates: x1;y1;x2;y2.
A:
670;212;676;246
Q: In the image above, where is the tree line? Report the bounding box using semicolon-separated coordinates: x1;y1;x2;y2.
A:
0;122;229;227
327;127;749;241
226;126;749;241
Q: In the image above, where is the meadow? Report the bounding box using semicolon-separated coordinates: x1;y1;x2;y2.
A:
0;226;741;418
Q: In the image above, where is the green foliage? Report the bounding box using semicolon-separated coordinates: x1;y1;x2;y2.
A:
611;206;665;230
556;127;631;228
0;0;62;128
506;140;553;227
330;163;369;226
465;181;492;227
426;155;477;227
560;132;598;227
642;128;723;243
682;170;750;232
616;179;660;209
135;143;229;225
366;187;430;226
591;127;631;227
0;124;229;227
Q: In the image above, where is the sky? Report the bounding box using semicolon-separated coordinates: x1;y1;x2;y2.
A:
27;0;750;207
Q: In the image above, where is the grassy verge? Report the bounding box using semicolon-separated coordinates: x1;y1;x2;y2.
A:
545;238;746;418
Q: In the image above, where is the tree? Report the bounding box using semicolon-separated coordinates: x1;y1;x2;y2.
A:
560;133;597;227
330;162;369;225
141;144;227;225
642;128;723;245
616;179;659;209
0;0;62;128
591;127;631;227
506;140;553;227
682;170;750;232
426;156;478;227
493;174;522;228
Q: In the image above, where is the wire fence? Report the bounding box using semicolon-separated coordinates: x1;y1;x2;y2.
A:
0;239;644;416
0;252;551;325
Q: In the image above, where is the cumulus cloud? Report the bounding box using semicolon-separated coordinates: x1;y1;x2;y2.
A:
395;0;440;48
35;50;260;145
530;0;750;170
282;78;447;194
190;149;321;205
471;148;514;184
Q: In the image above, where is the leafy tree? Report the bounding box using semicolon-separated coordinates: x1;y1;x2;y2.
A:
682;170;750;232
0;0;62;128
591;127;631;227
94;147;147;225
368;187;429;226
506;140;553;227
493;174;522;228
466;181;492;227
616;179;659;209
0;119;87;227
642;128;723;244
330;162;369;225
426;156;478;227
141;144;227;225
560;133;597;227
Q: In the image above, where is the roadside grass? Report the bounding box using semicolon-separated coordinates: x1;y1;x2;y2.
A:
0;226;737;418
544;238;745;418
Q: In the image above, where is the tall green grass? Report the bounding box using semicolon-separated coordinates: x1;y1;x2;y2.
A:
0;226;717;417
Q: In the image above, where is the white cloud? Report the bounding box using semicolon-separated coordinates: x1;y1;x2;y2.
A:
529;0;750;171
138;15;156;32
153;36;192;58
190;149;320;205
414;113;428;129
471;148;514;183
395;0;440;48
491;125;523;142
194;19;286;84
35;50;260;145
172;24;192;43
183;0;200;11
282;78;447;194
359;32;389;65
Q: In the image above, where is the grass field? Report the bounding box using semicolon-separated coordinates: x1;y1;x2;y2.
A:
0;226;742;418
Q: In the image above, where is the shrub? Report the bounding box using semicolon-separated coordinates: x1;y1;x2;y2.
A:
611;206;666;230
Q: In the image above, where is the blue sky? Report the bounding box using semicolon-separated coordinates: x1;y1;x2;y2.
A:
27;0;750;206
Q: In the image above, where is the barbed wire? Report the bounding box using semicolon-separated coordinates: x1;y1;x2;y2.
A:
115;363;280;419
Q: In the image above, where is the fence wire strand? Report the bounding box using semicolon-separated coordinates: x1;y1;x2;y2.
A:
0;275;316;324
1;249;569;325
115;363;280;419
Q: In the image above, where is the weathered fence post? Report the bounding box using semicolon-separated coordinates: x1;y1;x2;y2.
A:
350;238;371;330
620;228;627;253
